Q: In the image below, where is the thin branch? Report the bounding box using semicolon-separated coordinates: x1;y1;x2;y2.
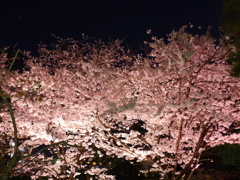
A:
175;123;212;180
95;109;139;157
171;117;184;179
0;49;22;180
20;141;68;160
0;48;20;85
196;80;239;83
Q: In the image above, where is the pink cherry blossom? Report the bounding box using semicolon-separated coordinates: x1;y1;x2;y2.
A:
1;25;240;180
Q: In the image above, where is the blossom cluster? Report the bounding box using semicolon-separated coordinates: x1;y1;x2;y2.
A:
1;25;240;179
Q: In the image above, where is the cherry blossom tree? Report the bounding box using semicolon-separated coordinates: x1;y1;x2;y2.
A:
0;39;130;180
1;25;240;180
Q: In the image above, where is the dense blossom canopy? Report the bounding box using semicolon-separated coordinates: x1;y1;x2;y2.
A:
1;26;240;179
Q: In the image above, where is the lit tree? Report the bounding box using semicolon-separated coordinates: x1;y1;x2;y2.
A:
1;26;240;180
0;38;130;180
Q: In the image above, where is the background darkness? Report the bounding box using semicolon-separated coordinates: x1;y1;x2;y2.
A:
0;0;222;55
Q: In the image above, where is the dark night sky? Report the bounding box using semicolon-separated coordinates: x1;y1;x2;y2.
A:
0;0;222;55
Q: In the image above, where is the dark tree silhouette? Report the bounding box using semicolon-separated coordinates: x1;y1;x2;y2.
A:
220;0;240;76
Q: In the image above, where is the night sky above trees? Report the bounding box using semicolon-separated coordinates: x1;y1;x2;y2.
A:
1;0;222;55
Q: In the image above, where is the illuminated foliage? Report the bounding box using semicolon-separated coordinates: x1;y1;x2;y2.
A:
0;26;240;180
